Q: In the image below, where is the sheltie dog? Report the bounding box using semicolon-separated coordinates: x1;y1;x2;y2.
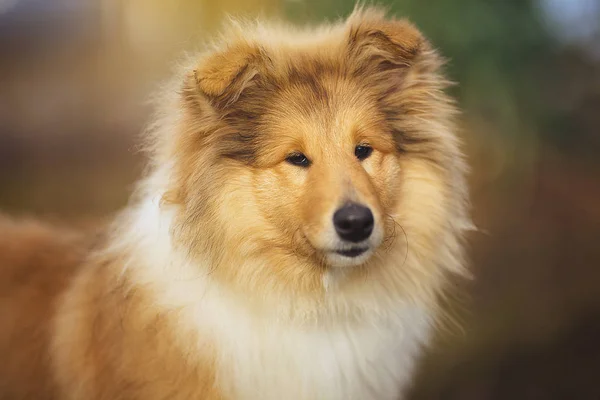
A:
0;6;471;400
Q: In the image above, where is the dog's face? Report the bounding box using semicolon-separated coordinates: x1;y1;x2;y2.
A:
164;8;468;300
247;78;397;268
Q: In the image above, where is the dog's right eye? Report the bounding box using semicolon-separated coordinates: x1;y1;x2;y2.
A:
286;152;311;167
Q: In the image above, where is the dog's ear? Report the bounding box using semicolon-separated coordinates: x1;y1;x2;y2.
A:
186;43;266;109
346;7;424;72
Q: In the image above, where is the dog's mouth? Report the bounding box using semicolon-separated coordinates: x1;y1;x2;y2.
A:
315;243;377;268
335;247;369;258
303;230;382;267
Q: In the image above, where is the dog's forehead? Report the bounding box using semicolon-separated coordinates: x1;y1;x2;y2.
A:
264;73;382;137
264;91;379;147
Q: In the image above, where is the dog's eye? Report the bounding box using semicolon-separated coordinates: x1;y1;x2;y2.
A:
286;152;311;167
354;145;373;161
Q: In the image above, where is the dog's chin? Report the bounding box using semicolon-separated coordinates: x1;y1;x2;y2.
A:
323;246;375;268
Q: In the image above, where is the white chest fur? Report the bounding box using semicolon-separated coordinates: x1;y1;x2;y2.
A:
208;301;432;400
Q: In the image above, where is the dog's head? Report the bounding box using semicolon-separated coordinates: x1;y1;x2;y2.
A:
156;7;469;306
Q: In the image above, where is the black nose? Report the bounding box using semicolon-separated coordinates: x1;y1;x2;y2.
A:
333;203;374;243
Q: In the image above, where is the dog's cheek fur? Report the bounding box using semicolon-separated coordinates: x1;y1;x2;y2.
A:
252;166;309;244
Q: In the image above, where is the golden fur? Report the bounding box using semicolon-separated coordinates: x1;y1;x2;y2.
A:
0;7;470;400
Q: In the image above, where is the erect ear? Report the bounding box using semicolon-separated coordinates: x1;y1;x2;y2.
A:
186;42;266;109
346;7;425;72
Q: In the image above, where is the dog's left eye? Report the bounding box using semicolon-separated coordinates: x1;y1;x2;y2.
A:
286;152;311;167
354;145;373;161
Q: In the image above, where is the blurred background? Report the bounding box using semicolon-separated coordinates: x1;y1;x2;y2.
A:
1;0;599;398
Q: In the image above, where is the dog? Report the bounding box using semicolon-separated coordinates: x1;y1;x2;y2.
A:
0;6;471;400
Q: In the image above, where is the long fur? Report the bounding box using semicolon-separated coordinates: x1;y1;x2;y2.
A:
0;6;471;400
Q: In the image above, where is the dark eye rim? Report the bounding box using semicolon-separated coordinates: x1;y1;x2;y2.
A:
355;144;373;161
285;152;311;167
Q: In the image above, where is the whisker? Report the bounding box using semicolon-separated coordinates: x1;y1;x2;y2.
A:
382;215;397;251
385;214;409;268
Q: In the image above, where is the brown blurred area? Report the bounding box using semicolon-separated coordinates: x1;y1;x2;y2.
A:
1;1;599;399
